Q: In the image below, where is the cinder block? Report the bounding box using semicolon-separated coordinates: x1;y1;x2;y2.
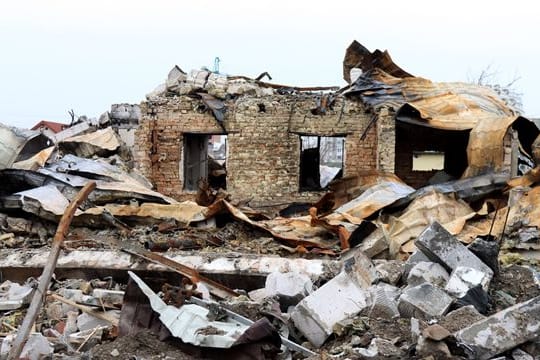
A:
455;296;540;359
398;283;453;320
415;222;493;282
407;261;449;288
291;258;371;347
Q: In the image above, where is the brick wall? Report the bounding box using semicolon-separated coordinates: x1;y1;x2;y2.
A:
134;94;377;204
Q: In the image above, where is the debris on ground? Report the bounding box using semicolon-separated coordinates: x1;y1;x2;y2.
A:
1;40;540;359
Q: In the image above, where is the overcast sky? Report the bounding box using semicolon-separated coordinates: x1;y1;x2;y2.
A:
1;0;538;128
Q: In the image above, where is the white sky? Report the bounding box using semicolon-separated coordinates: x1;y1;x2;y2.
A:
1;0;538;128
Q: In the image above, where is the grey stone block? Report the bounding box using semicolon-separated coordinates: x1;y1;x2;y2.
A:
407;261;449;288
398;283;453;320
367;283;401;319
455;295;540;360
291;269;370;347
415;222;493;281
403;250;431;278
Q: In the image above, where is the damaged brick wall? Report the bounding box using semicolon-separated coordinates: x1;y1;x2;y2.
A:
134;97;224;200
134;94;377;204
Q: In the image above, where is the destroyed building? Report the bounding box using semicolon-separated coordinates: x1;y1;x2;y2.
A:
132;41;538;205
2;41;540;359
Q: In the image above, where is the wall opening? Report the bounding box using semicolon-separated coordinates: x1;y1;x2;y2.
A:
184;134;228;191
395;122;469;188
299;135;345;191
208;135;227;190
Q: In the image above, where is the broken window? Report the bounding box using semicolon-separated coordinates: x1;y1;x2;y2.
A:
299;136;344;191
412;151;445;171
183;134;227;192
208;135;227;189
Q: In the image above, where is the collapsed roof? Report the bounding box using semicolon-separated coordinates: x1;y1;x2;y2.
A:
342;40;539;177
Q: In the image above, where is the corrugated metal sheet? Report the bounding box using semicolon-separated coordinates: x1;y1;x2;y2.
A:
347;69;514;131
343;41;539;177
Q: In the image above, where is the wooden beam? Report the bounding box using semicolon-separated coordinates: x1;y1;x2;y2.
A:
8;182;96;360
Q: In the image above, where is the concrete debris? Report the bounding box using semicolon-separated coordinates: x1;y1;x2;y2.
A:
291;262;371;347
355;337;405;358
455;295;540;359
407;261;450;288
373;259;404;285
415;221;494;284
398;283;453;320
468;236;500;274
0;333;53;360
1;40;540;359
367;283;401;319
445;266;491;298
403;250;431;278
511;348;534;360
0;280;34;310
263;271;313;298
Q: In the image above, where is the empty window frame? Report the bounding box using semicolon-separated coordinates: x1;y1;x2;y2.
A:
299;135;345;191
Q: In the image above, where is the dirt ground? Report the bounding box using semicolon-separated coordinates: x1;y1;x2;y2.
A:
488;264;540;314
90;330;196;360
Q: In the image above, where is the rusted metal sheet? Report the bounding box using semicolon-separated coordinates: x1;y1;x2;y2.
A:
221;200;339;250
12;147;55;171
59;127;121;157
347;67;514;131
342;41;413;83
0;123;53;170
333;180;415;224
464;116;539;177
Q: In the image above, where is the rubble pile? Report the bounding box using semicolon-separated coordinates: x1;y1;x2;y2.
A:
1;40;540;359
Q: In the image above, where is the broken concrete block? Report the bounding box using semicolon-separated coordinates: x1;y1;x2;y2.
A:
92;289;125;306
68;327;104;352
415;222;493;282
438;305;485;333
346;251;380;287
407;261;449;288
398;283;453;320
445;266;491;297
373;259;404;285
77;311;119;332
403;250;431;278
0;333;53;360
247;288;267;303
355;338;405;358
291;269;370;347
264;271;313;298
0;280;34;310
356;228;389;258
367;283;401;319
455;295;540;359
